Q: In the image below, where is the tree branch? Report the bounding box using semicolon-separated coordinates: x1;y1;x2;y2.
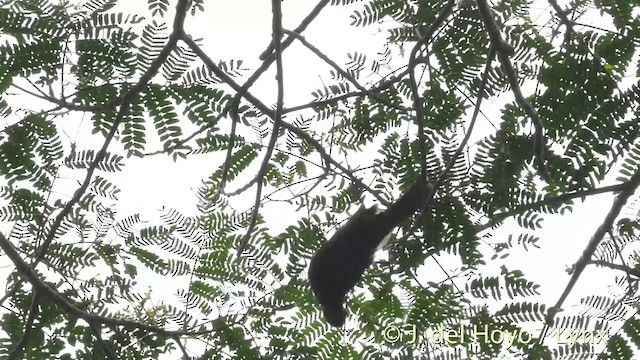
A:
538;169;640;341
476;0;550;182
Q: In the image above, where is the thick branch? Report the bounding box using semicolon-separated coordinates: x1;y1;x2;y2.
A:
476;0;550;181
0;230;191;337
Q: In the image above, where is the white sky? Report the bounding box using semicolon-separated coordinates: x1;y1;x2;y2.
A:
0;0;635;358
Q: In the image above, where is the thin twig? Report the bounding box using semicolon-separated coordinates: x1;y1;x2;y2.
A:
536;169;640;343
282;29;410;112
259;0;331;60
236;0;286;255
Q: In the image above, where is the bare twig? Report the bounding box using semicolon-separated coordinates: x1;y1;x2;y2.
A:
259;0;331;60
172;335;191;359
236;0;286;255
537;169;640;343
11;82;122;112
282;29;410;112
283;68;409;114
547;0;574;48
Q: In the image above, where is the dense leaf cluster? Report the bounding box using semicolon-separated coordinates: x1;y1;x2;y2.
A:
0;0;639;359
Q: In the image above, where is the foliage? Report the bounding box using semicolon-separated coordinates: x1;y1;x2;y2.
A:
0;0;639;359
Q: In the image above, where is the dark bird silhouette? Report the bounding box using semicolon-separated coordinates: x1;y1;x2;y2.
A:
308;180;431;327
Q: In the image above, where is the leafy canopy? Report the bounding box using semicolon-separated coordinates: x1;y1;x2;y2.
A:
0;0;639;359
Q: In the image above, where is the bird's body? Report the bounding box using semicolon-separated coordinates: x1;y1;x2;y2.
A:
308;181;430;327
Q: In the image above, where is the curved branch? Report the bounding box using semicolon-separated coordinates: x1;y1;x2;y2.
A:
476;0;550;181
36;0;190;267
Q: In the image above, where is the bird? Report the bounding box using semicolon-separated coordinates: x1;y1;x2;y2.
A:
308;180;431;327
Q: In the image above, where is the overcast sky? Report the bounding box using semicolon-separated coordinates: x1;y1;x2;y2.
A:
0;0;632;357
